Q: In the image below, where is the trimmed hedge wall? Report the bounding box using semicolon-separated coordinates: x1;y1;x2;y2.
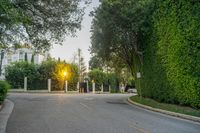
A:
142;0;200;108
5;60;79;91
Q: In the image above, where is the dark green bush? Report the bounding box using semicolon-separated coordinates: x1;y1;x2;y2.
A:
0;81;11;102
5;62;39;89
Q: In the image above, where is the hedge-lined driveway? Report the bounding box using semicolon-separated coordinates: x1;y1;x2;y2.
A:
6;93;200;133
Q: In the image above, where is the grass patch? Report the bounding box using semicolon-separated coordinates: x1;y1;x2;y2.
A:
130;96;200;117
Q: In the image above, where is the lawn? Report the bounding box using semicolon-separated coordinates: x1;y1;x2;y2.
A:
130;96;200;117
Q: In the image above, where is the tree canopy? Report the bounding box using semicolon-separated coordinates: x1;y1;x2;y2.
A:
0;0;90;51
90;0;153;76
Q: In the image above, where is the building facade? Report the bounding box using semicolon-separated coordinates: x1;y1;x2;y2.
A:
0;48;48;79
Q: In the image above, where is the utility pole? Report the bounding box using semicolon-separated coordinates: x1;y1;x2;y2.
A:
78;48;81;82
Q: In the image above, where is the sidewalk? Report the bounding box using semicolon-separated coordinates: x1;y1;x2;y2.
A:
0;99;14;133
127;97;200;123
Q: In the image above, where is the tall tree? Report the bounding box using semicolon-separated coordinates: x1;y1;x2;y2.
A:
90;0;153;77
24;53;28;62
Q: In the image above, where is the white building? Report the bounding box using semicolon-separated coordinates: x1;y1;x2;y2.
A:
0;48;48;79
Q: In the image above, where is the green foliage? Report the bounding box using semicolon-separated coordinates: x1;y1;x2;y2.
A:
5;62;38;89
47;60;79;91
89;55;103;70
5;60;79;91
0;0;88;51
142;0;200;108
90;0;153;90
91;0;200;108
88;69;106;90
88;69;118;91
0;81;11;101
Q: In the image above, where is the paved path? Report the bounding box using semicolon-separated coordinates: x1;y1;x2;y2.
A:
6;93;200;133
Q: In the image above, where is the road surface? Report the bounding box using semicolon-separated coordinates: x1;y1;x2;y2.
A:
6;93;200;133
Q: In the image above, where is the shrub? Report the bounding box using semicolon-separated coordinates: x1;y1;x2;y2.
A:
0;81;11;102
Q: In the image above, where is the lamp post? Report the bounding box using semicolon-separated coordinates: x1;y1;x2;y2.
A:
63;72;68;92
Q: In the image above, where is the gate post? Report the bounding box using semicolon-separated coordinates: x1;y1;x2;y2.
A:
24;77;27;92
77;82;80;92
65;80;68;93
92;82;95;94
48;79;51;92
109;85;111;93
101;84;103;93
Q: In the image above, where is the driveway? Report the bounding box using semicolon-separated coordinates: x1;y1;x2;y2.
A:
6;93;200;133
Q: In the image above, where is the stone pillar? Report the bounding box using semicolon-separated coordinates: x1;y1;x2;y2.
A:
65;80;68;93
92;82;95;94
109;85;111;93
24;77;27;92
77;82;80;92
101;84;104;93
48;79;51;92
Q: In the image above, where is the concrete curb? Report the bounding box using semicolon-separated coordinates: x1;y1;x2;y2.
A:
127;97;200;123
0;99;14;133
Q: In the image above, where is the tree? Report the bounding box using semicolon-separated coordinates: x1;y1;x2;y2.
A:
90;0;153;92
89;55;103;70
0;0;90;51
31;54;34;63
24;53;28;62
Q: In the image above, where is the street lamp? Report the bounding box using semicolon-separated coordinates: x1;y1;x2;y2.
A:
64;72;67;77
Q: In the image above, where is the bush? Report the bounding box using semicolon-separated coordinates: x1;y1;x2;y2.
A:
88;69;118;91
5;62;38;89
0;81;11;102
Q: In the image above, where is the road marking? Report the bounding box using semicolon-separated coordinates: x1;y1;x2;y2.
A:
128;123;150;133
84;97;94;100
80;102;91;110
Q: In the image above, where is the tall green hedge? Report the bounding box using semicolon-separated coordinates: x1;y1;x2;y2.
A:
142;0;200;108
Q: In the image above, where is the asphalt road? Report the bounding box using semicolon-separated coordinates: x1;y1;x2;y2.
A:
6;93;200;133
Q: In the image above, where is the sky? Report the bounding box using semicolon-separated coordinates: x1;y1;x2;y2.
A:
50;0;100;69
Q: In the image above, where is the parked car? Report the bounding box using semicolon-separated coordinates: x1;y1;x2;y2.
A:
127;88;137;93
125;85;135;92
